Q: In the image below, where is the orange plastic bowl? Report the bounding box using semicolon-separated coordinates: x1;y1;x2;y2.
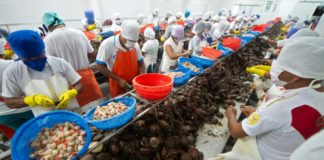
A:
223;37;242;51
202;47;223;59
132;73;173;100
83;31;96;40
252;24;266;32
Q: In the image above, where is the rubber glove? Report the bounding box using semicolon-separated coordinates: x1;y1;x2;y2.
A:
57;89;78;109
160;36;165;42
234;29;240;35
87;24;97;31
24;94;55;107
253;65;271;72
246;67;266;77
4;50;14;59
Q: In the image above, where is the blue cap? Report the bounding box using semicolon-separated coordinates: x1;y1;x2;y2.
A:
7;30;45;59
85;9;95;24
185;10;191;18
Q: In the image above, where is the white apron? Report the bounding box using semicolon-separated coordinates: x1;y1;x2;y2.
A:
23;63;79;116
209;136;263;160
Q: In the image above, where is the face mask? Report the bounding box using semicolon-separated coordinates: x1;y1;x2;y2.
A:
270;60;287;87
125;40;136;49
115;20;122;25
23;57;47;72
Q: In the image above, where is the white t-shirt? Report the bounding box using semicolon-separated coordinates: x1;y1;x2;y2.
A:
2;56;81;99
160;37;183;73
44;27;94;70
188;35;207;56
290;130;324;160
242;88;324;160
142;39;159;64
96;35;143;70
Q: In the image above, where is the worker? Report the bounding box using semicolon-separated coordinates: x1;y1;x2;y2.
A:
215;37;324;160
2;30;83;116
160;12;172;26
0;42;33;132
189;21;208;56
160;25;191;73
142;28;159;73
82;9;102;33
176;12;183;22
102;19;113;32
184;10;193;28
161;16;177;42
203;12;211;22
136;13;145;26
194;12;203;23
290;130;324;160
42;12;102;106
96;21;145;98
111;13;122;32
147;8;160;26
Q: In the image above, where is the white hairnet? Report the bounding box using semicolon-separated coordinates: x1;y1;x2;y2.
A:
121;21;140;41
203;13;211;21
235;15;243;22
212;15;220;22
176;12;183;19
195;12;203;21
168;16;177;25
144;27;155;39
277;37;324;79
171;25;184;39
206;22;212;31
114;13;121;20
277;29;319;47
166;12;172;18
137;13;144;23
192;22;206;34
153;8;159;16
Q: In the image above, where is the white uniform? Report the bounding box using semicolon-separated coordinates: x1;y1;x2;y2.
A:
160;37;183;73
82;19;102;34
2;56;80;98
96;35;143;70
242;87;324;160
290;130;324;160
188;35;207;56
110;23;122;32
147;15;160;26
0;59;30;116
142;39;159;67
44;27;94;70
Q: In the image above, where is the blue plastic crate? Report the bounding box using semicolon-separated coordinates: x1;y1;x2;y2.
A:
11;111;92;160
178;57;204;77
189;55;215;68
246;31;261;37
170;68;191;87
217;44;233;58
84;97;136;130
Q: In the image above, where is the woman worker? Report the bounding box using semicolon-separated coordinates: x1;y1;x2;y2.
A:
214;37;324;160
2;30;83;116
160;25;191;73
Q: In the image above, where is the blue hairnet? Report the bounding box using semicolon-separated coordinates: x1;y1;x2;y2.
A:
42;12;64;28
185;10;191;18
85;10;95;24
7;30;45;59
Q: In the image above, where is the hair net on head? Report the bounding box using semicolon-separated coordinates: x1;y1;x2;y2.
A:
166;12;172;18
137;13;144;23
114;13;121;20
168;16;177;25
171;25;184;39
212;15;220;22
84;9;95;24
185;10;191;18
192;22;206;34
153;8;159;16
42;12;64;28
7;30;45;59
277;28;319;47
144;27;155;39
195;12;203;21
176;12;183;19
121;21;140;41
205;22;212;31
203;13;211;21
277;37;324;79
291;16;299;22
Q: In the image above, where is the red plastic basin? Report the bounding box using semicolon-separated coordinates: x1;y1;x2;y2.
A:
223;37;241;51
83;31;96;40
252;24;266;32
132;73;173;100
202;47;223;59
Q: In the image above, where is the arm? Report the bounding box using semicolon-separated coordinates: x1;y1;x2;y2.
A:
71;81;83;93
95;63;122;81
4;97;26;109
138;60;145;74
225;106;248;139
165;45;189;60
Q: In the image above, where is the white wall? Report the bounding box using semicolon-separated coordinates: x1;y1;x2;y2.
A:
1;0;324;31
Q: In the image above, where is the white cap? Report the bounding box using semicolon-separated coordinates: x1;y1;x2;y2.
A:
277;29;319;47
212;15;220;21
167;16;177;25
144;27;155;39
153;8;159;16
114;13;121;20
166;12;172;18
291;16;299;22
277;37;324;79
171;25;185;40
206;22;212;31
195;12;203;21
176;12;183;19
137;13;144;23
121;21;140;41
203;13;211;21
192;21;206;34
